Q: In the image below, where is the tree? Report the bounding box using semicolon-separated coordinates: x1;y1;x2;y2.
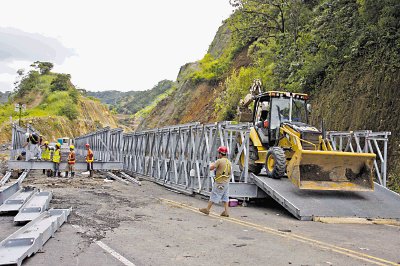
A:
228;0;288;45
31;61;54;75
15;70;40;97
50;74;72;92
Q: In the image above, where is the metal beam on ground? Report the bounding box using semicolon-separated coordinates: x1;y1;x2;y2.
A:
0;172;12;186
17;170;29;185
0;208;70;266
0;182;20;205
120;172;141;186
7;161;123;171
14;191;52;223
0;187;37;213
105;172;129;185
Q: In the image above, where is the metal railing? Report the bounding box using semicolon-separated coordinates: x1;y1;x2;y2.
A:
74;127;123;162
10;123;392;190
327;131;391;187
73;122;251;196
11;124;40;159
123;122;251;194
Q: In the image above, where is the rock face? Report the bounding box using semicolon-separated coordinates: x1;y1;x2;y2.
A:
311;60;400;181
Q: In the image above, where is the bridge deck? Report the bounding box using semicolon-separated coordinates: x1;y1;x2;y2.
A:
252;173;400;221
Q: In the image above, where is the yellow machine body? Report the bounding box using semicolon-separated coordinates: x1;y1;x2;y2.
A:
244;90;376;191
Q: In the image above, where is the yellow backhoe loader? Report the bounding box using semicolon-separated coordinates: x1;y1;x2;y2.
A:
239;87;375;191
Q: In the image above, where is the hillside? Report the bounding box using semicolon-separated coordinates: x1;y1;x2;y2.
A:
0;64;117;143
87;80;174;114
137;0;400;190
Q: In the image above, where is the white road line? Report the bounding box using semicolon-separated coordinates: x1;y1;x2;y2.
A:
95;241;136;266
71;224;136;266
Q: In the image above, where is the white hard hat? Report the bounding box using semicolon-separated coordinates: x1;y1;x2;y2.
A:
25;132;30;138
261;102;269;111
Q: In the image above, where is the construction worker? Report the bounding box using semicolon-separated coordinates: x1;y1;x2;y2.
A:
85;143;94;177
53;143;61;177
66;145;76;178
199;146;232;217
41;141;51;174
23;132;41;161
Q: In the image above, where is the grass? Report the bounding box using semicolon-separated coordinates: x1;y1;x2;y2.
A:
134;85;178;119
0;74;81;123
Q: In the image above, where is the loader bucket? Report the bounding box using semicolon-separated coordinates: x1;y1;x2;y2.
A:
287;150;376;191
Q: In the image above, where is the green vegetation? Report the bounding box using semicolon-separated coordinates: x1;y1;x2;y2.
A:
187;53;230;83
134;83;178;119
31;61;54;75
88;80;175;115
0;62;82;123
50;74;73;92
213;0;400;191
212;0;400;119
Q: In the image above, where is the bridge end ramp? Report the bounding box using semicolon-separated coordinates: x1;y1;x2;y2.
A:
252;173;400;221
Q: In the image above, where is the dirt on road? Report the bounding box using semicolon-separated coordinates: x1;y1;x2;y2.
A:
1;170;400;266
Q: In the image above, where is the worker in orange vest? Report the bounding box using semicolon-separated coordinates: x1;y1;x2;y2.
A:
66;145;76;178
85;143;94;177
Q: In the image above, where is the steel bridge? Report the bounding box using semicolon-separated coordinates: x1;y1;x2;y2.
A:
5;122;400;221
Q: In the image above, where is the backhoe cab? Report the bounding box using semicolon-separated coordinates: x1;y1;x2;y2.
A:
239;86;375;191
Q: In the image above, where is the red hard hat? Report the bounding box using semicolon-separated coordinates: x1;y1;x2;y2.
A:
217;146;228;154
85;143;90;148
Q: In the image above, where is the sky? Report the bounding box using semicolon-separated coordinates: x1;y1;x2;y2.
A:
0;1;233;92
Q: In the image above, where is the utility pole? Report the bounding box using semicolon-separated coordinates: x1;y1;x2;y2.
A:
14;103;26;126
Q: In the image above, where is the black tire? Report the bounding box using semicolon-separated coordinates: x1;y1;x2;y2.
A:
265;147;286;179
240;141;262;175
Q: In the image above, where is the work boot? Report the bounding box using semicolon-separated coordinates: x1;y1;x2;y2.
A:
71;172;75;178
90;170;93;177
57;171;61;177
65;171;69;178
199;208;210;215
220;211;229;217
42;169;45;175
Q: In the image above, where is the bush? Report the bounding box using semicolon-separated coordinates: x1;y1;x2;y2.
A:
215;67;262;120
58;104;79;120
50;74;72;92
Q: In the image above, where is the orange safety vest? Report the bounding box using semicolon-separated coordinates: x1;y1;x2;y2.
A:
68;151;76;164
86;149;94;163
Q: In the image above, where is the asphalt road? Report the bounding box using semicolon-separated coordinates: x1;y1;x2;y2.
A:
1;171;399;266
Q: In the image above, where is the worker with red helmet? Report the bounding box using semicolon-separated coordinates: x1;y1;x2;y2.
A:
66;145;76;178
199;145;232;217
85;143;94;177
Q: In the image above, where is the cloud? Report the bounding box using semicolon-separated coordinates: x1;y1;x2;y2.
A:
0;81;12;91
0;63;15;75
0;27;75;64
